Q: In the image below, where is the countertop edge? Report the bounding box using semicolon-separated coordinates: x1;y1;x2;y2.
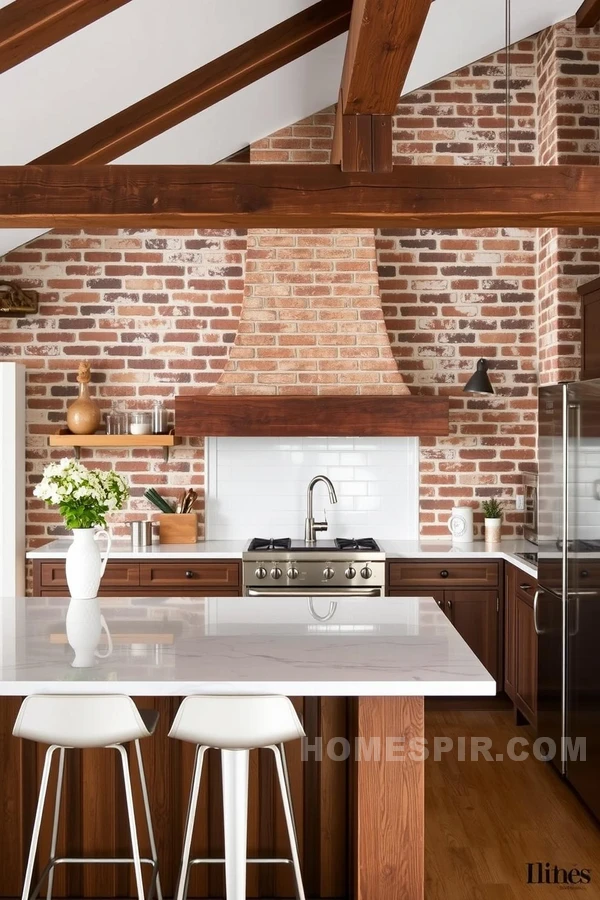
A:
26;541;538;577
0;680;497;698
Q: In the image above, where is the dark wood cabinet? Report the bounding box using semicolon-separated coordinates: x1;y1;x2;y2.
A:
579;276;600;381
387;561;501;682
504;563;538;727
33;558;243;597
387;560;499;589
444;590;498;680
504;564;517;701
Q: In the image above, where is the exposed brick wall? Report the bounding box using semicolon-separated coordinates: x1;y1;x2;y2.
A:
0;229;245;544
536;17;600;385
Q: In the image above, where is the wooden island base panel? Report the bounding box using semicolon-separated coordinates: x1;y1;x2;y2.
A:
0;594;492;900
352;697;425;900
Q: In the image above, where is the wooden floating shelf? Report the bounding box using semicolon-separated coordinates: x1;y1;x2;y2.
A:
48;430;182;461
175;394;450;438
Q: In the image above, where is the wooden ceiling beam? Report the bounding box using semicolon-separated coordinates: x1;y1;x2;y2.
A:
332;0;431;170
577;0;600;26
33;0;352;166
1;165;600;229
0;0;132;75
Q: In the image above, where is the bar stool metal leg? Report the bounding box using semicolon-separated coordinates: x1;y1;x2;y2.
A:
175;745;207;900
45;747;65;900
114;744;145;900
21;746;58;900
279;743;300;858
271;746;306;900
134;739;163;900
221;749;250;900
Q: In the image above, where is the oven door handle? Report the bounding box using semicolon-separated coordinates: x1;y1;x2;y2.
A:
246;587;382;598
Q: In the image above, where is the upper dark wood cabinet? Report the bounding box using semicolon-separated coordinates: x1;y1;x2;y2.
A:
175;394;450;438
578;276;600;381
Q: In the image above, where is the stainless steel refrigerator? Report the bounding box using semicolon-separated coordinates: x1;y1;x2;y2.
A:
538;380;600;820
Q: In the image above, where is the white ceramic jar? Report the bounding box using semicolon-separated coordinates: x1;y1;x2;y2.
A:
447;506;474;543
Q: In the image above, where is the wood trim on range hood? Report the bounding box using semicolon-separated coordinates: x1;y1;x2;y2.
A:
175;395;450;438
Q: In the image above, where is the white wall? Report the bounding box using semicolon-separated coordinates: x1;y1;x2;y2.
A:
206;437;419;541
0;363;25;596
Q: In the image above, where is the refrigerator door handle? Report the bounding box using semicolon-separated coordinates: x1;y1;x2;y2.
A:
533;589;544;635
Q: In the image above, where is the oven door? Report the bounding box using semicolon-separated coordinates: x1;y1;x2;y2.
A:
246;586;383;598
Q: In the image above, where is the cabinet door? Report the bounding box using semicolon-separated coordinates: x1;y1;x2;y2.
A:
516;591;538;723
444;590;498;680
504;565;517;701
580;281;600;380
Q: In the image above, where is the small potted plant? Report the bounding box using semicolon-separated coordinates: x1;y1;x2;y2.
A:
482;498;503;545
34;458;129;599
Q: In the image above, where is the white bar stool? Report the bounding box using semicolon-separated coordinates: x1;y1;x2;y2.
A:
169;694;306;900
13;694;163;900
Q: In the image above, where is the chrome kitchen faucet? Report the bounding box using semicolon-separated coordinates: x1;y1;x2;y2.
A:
304;475;337;544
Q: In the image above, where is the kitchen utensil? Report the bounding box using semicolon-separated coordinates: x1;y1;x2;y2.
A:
448;506;474;543
129;521;153;548
144;488;174;514
176;490;186;514
182;489;197;513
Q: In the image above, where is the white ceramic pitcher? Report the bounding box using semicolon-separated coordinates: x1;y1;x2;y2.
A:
65;596;113;668
65;528;112;600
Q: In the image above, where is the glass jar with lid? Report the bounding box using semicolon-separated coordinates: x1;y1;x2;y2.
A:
129;411;153;435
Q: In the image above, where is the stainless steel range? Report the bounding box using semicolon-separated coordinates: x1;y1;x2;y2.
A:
243;537;385;597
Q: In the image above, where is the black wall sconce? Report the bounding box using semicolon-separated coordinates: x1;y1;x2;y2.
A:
463;358;494;395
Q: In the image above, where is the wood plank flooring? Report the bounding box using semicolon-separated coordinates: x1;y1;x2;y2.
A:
425;710;600;899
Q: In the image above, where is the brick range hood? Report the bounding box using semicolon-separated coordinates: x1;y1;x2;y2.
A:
176;227;449;437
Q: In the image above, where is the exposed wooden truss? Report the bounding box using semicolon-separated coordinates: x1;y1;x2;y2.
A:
33;0;352;165
0;0;131;75
1;165;600;229
576;0;600;27
332;0;432;170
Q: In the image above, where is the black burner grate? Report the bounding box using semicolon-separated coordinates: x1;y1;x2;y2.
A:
248;537;292;552
335;537;380;552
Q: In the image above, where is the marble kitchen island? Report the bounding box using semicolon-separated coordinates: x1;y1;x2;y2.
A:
0;595;494;900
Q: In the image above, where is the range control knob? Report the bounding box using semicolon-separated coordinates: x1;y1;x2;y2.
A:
255;566;268;580
271;567;283;580
287;567;299;580
360;566;373;580
323;567;335;580
345;566;357;579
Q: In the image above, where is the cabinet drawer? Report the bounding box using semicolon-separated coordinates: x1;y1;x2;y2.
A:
39;561;140;588
515;569;537;605
388;560;499;588
140;561;241;589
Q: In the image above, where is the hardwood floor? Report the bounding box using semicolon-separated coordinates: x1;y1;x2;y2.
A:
425;711;600;899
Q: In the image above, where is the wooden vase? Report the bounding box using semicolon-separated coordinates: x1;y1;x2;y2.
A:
67;360;101;435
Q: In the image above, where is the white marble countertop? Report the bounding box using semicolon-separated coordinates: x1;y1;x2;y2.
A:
26;538;538;576
26;539;246;560
381;538;538;577
0;595;495;697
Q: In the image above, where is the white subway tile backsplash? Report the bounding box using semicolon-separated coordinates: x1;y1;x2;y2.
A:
206;436;419;541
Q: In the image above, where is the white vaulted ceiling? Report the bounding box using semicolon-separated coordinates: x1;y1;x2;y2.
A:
0;0;580;256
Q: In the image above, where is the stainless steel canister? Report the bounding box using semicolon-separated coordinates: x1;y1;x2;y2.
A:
129;520;153;548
